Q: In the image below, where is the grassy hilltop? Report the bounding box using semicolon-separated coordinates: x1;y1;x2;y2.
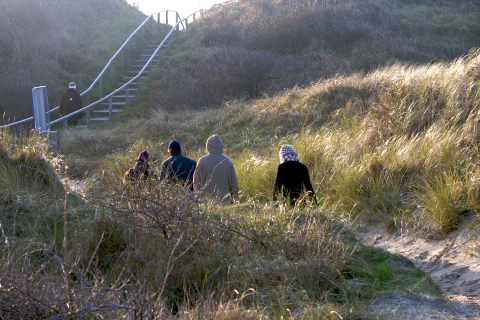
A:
1;0;480;318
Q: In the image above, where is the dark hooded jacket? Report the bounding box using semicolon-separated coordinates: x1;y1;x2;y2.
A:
59;88;82;124
160;151;196;190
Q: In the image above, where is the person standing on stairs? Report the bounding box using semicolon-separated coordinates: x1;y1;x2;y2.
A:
59;82;83;127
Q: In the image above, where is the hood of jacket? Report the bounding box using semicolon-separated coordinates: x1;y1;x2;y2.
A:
206;134;224;154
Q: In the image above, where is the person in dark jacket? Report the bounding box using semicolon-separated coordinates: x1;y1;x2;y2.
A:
124;150;156;184
273;144;315;207
59;82;83;126
160;140;197;190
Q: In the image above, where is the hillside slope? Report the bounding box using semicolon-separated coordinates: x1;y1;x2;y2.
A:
137;0;480;112
0;0;146;121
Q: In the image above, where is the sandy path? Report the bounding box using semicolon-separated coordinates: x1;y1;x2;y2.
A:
357;226;480;319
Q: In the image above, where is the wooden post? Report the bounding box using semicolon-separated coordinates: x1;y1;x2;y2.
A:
126;85;130;108
99;77;103;99
108;96;112;120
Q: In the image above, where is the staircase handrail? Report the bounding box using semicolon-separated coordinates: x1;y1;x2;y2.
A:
82;12;164;99
50;10;201;127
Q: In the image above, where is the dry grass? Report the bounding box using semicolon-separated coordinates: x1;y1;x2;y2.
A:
2;0;480;317
72;48;480;235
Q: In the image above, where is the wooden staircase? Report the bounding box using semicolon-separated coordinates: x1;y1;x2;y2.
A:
84;38;171;125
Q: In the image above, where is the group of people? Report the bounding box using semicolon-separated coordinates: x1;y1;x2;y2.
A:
59;82;316;206
124;134;239;205
124;135;316;207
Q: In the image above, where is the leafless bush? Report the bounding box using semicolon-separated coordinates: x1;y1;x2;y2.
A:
156;46;299;110
0;166;357;317
79;176;358;312
0;247;175;319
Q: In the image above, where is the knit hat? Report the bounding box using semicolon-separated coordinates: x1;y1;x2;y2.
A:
168;140;181;152
69;82;76;89
279;145;299;163
136;150;149;162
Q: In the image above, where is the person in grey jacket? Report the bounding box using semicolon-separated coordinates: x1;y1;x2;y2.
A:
193;134;239;205
160;140;196;190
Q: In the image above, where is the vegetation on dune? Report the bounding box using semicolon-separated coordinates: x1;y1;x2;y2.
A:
140;0;479;111
1;0;480;318
38;47;478;317
86;47;480;234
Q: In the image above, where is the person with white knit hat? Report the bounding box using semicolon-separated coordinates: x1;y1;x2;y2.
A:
273;144;315;207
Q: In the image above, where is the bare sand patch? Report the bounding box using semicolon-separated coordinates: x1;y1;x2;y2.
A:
357;226;480;319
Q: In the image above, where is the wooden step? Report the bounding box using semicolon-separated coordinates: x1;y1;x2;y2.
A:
123;76;148;81
118;84;139;89
93;109;123;114
127;70;149;75
135;59;159;64
111;94;135;99
100;101;127;106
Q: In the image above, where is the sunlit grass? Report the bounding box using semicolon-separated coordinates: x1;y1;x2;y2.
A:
57;49;480;236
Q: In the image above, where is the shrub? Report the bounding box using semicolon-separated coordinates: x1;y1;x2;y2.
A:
155;46;299;110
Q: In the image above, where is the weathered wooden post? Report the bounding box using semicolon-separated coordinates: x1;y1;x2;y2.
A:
99;77;103;99
126;85;130;108
108;96;113;120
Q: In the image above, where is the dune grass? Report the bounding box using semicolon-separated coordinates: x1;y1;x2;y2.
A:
60;48;480;235
3;46;469;318
1;0;480;318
